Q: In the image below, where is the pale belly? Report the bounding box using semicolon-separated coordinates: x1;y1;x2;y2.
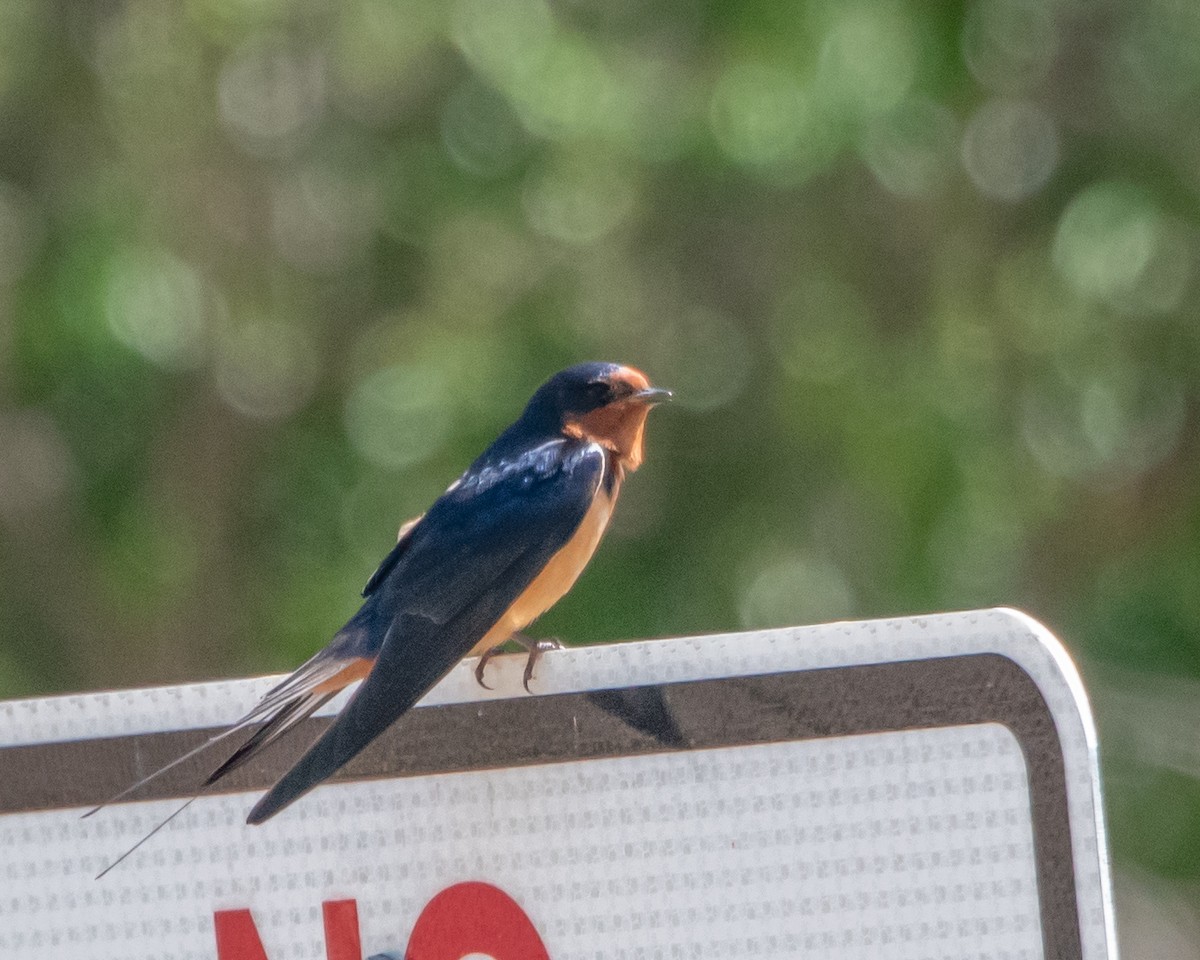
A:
468;481;616;655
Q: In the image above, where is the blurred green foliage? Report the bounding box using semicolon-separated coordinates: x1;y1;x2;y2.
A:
1;0;1198;947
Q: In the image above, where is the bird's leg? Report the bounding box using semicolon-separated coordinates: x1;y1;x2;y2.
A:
511;631;565;694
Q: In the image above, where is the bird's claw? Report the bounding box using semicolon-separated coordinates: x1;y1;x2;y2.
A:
474;643;507;690
521;638;564;694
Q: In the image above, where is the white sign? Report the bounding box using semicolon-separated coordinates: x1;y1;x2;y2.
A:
0;608;1116;960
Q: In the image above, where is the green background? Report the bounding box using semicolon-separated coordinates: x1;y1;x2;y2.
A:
1;0;1197;949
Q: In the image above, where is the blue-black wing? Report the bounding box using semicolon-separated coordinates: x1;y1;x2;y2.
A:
246;439;605;823
361;514;423;597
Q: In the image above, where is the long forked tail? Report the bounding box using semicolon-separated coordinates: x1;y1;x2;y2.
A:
95;796;202;879
81;713;266;820
85;641;366;823
202;691;336;787
91;689;337;878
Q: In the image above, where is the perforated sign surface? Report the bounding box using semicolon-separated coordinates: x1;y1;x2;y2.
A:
0;609;1116;959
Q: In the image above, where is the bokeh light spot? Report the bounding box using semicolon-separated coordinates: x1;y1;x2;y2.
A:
522;156;634;245
331;0;436;127
214;318;319;421
961;99;1058;202
817;6;917;119
710;61;832;180
860;98;959;199
454;0;600;140
518;38;620;140
453;0;554;85
218;34;325;155
105;246;210;369
1053;181;1189;313
1105;0;1200;129
271;163;380;273
962;0;1059;92
1021;363;1185;484
344;363;451;470
604;53;700;163
1081;374;1185;475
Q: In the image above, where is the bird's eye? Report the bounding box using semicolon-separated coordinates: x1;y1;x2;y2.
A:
585;379;610;401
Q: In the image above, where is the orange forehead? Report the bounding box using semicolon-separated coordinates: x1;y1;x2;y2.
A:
612;366;650;391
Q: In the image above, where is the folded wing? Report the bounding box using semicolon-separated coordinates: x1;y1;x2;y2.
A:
246;439;605;824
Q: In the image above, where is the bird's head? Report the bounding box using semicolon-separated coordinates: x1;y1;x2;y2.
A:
525;362;671;471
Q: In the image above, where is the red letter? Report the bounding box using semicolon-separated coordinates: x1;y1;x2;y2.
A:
324;899;363;960
214;909;269;960
405;882;550;960
215;900;362;960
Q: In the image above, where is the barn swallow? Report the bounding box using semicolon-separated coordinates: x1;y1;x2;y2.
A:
90;362;669;874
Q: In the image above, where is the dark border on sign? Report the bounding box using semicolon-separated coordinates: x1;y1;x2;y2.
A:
0;653;1080;958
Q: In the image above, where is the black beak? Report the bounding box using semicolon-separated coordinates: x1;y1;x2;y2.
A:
633;387;673;405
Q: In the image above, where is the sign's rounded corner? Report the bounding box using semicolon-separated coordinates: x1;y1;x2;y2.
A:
984;607;1099;758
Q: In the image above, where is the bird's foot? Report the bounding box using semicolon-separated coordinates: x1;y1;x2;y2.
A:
474;643;509;690
514;634;565;694
474;633;565;692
